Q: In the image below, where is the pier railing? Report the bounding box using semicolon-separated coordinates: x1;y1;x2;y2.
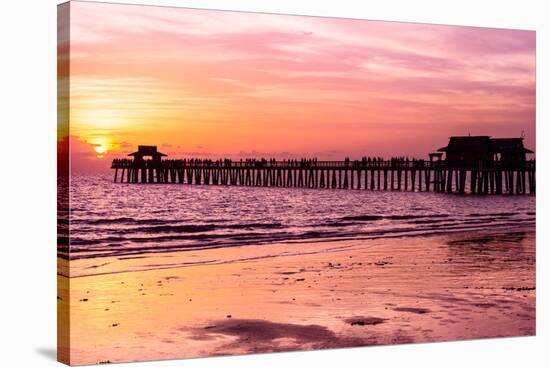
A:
111;158;535;170
110;158;535;195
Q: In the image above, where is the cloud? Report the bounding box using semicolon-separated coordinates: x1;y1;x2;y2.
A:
67;2;535;157
67;136;112;173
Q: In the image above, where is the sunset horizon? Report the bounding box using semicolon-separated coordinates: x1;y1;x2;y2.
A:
59;1;535;172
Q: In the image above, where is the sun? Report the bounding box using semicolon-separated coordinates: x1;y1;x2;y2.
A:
87;136;112;158
94;145;107;155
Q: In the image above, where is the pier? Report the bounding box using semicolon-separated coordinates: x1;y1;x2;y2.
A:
111;144;535;195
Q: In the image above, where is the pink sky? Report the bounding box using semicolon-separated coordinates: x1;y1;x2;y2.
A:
59;1;536;172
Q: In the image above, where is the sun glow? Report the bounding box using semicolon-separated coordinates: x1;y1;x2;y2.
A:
88;136;113;158
93;145;106;154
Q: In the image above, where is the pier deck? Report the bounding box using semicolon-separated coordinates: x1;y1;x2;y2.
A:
111;158;535;195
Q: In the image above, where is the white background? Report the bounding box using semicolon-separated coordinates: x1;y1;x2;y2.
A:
0;0;547;365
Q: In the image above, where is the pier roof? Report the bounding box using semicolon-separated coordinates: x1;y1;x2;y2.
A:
437;136;492;153
438;136;533;155
491;138;534;154
128;145;167;157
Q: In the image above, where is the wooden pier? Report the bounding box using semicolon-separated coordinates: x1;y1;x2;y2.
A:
111;157;535;195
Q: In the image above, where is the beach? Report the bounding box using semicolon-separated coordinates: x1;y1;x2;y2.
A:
58;226;535;365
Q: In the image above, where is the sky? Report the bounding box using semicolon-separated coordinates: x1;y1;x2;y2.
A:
58;1;536;172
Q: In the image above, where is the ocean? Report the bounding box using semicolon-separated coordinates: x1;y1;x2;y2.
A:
62;173;535;262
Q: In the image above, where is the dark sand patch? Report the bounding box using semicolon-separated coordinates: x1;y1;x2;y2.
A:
197;319;335;342
345;317;385;326
185;319;374;352
394;307;430;314
85;262;111;269
447;232;526;246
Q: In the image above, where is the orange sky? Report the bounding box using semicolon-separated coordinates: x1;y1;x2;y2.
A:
58;1;535;172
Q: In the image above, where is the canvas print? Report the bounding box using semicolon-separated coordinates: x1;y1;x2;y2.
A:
57;1;536;365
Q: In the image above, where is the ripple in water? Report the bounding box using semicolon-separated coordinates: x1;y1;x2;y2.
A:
62;173;535;260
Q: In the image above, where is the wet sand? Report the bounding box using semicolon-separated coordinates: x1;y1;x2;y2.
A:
58;227;535;365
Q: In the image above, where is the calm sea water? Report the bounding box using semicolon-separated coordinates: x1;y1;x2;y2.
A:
63;173;535;260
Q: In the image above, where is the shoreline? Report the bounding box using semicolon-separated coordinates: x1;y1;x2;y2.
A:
59;225;535;365
61;223;535;279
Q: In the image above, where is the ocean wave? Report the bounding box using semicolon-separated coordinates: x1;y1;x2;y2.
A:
72;217;182;225
339;213;451;221
62;216;535;260
63;176;535;262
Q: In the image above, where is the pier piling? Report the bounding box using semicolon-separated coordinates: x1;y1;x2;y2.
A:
111;156;535;196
